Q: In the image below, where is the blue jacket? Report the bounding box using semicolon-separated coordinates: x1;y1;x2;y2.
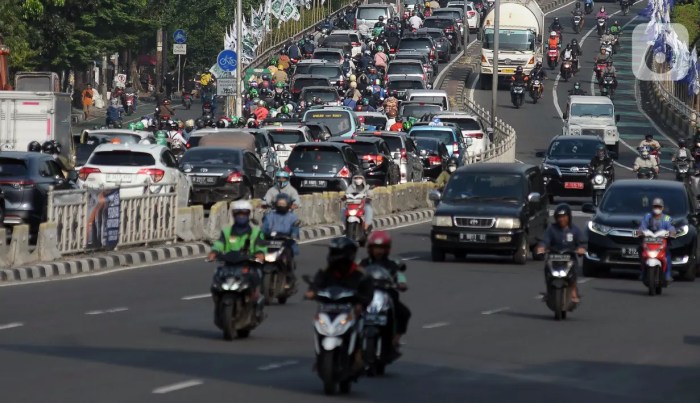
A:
540;223;587;251
262;211;300;239
640;213;675;233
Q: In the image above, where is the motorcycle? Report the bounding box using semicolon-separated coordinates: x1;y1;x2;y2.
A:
597;17;606;36
261;233;297;305
600;74;616;98
560;59;574;82
543;250;578;320
170;139;185;161
594;60;608;80
210;252;265;340
182;92;192;110
547;47;559;69
637;229;671;295
124;93;136;115
202;101;213;115
600;41;613;56
529;78;543;103
510;82;525;108
637;167;658;179
344;193;369;246
304;275;362;395
674;157;693;182
590;165;612;206
611;35;620;54
584;0;593;14
572;15;584;34
621;0;630;15
362;264;399;376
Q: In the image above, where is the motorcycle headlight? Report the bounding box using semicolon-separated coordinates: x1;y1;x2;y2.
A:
676;224;689;237
432;216;453;227
264;252;279;262
495;217;521;229
221;277;238;290
593;174;605;184
349;209;358;216
588;221;612;235
647;250;659;259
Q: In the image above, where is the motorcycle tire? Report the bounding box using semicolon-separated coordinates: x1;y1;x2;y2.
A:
236;329;250;338
339;380;352;394
263;272;275;305
648;267;657;296
320;353;337;395
346;222;362;243
364;337;379;377
277;296;288;304
574;25;580;34
220;296;236;340
531;93;538;104
554;288;565;321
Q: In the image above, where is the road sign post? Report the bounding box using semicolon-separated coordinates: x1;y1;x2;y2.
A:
217;49;238;116
173;30;187;94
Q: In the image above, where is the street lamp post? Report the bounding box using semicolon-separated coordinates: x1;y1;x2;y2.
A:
490;0;500;130
235;0;243;117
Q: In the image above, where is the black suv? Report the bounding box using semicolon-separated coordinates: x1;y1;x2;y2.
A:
330;136;400;186
582;180;700;281
536;135;606;203
286;142;366;193
423;16;461;51
429;163;549;264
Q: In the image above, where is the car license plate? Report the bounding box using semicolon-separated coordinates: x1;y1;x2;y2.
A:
564;182;584;189
502;68;514;74
621;247;639;258
460;233;486;242
106;174;132;182
303;180;327;187
193;176;216;184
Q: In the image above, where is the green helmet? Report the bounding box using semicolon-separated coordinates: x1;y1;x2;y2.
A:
402;121;412;131
155;130;168;146
269;56;279;66
250;88;259;97
377;45;384;52
128;122;136;130
373;27;383;37
134;121;145;130
281;105;290;114
276;81;285;88
230;116;239;124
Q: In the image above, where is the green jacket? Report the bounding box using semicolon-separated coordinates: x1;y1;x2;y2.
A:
212;226;267;256
435;171;451;190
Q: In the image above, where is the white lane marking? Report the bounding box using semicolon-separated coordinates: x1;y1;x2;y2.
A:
401;256;420;261
422;322;450;329
481;306;510;315
85;307;128;315
152;380;203;394
545;0;578;14
534;294;545;299
181;293;210;301
257;360;299;371
0;322;24;331
578;278;593;284
514;158;525;164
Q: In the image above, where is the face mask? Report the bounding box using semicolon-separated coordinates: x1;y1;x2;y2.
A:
447;166;456;173
275;204;289;214
354;179;364;186
234;215;249;226
653;208;663;215
277;180;288;188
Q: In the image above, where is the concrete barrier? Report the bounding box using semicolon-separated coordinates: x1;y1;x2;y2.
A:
8;225;35;268
37;222;62;263
176;207;196;242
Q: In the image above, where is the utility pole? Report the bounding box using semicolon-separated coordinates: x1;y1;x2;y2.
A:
490;0;500;130
235;0;243;117
156;27;163;93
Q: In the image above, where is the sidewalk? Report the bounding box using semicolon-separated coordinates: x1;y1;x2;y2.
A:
72;100;156;133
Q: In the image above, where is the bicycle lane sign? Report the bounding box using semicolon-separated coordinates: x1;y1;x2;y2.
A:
217;50;238;72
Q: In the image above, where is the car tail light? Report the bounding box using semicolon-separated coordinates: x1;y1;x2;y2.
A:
467;11;475;17
428;155;442;165
465;132;484;139
351;42;360;47
137;168;165;182
0;179;35;189
400;148;408;164
362;154;384;164
429;49;436;60
445;26;455;33
390;48;396;54
186;142;191;148
226;171;243;183
337;166;351;178
452;142;460;156
78;167;101;181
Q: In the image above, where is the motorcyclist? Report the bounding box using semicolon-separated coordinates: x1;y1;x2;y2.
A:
409;11;423;30
633;147;659;175
571;38;582;58
27;141;42;153
182;119;196;142
435;157;458;190
358;19;371;38
264;171;301;208
589;144;615;181
106;97;124;127
301;35;315;55
287;40;301;61
536;203;586;303
359;231;411;353
262;193;300;286
569;81;587;95
375;15;386;28
549;17;563;36
529;61;546;96
672;138;692;163
374;46;388;70
600;28;615;45
342;174;374;231
383;90;399;116
610;20;622;35
639;134;661;154
638;198;676;283
123;82;137;109
548;31;560;50
571;2;584;17
560;44;574;63
510;66;529;86
600;59;617;90
596;6;607;20
389;116;404;131
319;16;334;33
253;100;270;122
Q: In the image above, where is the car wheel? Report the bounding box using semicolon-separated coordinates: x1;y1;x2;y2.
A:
680;248;697;281
512;236;527;265
431;245;446;262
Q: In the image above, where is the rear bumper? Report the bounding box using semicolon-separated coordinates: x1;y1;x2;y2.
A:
191;183;244;204
291;177;349;193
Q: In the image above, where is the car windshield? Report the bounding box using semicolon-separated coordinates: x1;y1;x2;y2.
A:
358;7;388;19
0;158;28;176
293;78;330;91
388;80;425;91
324;35;351;44
439;118;481;131
548;140;601;158
88;151;156;166
313;52;342;62
424;19;453;29
359;116;387;129
388;63;423;75
303;111;352;135
303;90;338;103
599;186;688;217
410;129;454;144
287;147;346;174
570;103;614;117
309;66;342;79
400;104;442;117
181;149;241;165
482;28;535;51
399;39;432;51
443;173;524;202
269;131;306;144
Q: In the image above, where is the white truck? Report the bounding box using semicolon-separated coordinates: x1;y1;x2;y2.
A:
0;72;74;168
562;95;621;156
479;0;544;89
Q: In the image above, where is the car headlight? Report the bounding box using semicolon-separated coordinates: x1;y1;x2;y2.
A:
676;224;689;237
432;216;453;227
569;127;582;135
588;221;612;235
605;128;617;137
542;163;560;175
495;217;521;229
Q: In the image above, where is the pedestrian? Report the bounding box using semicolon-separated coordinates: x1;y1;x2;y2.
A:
82;84;94;120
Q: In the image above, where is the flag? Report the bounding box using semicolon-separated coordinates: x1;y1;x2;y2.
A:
689;47;700;96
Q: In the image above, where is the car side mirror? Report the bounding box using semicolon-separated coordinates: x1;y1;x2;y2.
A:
428;189;441;201
581;203;597;214
527;192;541;204
486;128;494;141
535;151;545;158
615;114;620;122
67;170;79;182
562;111;568;120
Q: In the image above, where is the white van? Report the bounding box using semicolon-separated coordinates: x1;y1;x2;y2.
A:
562;95;621;155
355;4;397;29
404;89;450;110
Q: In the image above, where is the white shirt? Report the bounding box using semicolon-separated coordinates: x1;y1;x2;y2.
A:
409;15;423;30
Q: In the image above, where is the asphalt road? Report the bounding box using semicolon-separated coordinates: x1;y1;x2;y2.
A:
3;5;700;402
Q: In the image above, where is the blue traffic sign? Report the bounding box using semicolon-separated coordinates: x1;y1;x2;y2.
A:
217;50;238;72
173;29;187;44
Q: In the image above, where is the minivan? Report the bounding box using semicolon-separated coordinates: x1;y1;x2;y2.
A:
355;4;397;29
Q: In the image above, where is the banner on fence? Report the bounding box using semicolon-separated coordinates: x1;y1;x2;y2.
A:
86;188;121;250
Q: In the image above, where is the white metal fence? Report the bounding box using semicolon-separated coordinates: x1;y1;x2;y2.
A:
651;51;699;127
461;97;517;164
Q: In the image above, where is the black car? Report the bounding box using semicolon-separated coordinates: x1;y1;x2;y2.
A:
0;151;74;227
397;36;437;66
290;74;332;100
299;86;342;106
286;142;366;193
581;180;700;281
536;135;606;203
414;137;450;180
423;16;461;51
387;77;427;100
417;28;452;62
330;136;400;186
0;187;5;226
429;163;549;264
394;50;435;76
179;147;273;204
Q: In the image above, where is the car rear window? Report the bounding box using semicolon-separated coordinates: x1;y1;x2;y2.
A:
293;78;331;91
400;103;442;117
388;80;425;91
303;110;353;136
181;149;241;165
395;54;428;63
357;7;389;20
287;147;346;174
387;63;423;75
414;137;441;152
343;141;380;156
88;151;156;166
410;129;454;145
292;64;313;76
424;19;453;29
409;96;447;107
440;118;481;131
312;52;342;62
0;158;28;176
363;116;388;129
424;31;445;40
82;133;141;145
433;10;462;19
303;90;339;103
399;38;432;51
378;136;403;151
323;35;352;44
187;135;203;148
309;66;342;79
268;130;306;144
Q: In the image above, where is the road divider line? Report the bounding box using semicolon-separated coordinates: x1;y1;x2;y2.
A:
85;307;128;315
181;294;210;301
578;278;593;284
257;360;299;371
481;307;510;315
0;322;24;331
422;322;450;329
401;256;420;261
152;379;203;394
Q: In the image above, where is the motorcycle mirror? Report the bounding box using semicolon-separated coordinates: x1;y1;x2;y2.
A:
615;114;620;122
428;189;441;201
527;192;541;204
562;111;568;119
581;203;597;214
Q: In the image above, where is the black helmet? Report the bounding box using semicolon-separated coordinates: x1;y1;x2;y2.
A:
553;17;560;23
327;236;358;266
41;140;60;155
216;119;227;128
274;193;292;214
516;66;523;73
195;118;205;129
27;141;42;152
572;39;578;46
679;138;687;147
645;134;653;141
596;144;607;159
553;203;572;223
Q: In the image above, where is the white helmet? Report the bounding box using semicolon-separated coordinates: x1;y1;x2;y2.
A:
550;31;557;37
232;200;253;213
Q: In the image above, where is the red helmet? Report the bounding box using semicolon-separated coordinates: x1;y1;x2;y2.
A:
367;231;391;249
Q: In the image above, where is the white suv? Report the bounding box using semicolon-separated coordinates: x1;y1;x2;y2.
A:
261;124;313;166
432;113;491;159
78;143;192;206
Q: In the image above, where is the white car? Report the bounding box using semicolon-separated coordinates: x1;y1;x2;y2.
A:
78;143;192;206
465;2;481;33
432;113;491;159
261;125;313;166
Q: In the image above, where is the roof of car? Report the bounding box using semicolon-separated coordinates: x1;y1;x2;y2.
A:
549;134;603;143
0;151;53;161
355;111;388;118
329;136;385;144
186;146;244;154
194;128;255;136
313;48;344;54
388;76;425;82
417;27;446;34
608;179;686;191
356;132;406;140
568;95;614;105
330;30;360;35
293;141;351;151
389;59;423;65
424;16;456;20
405;89;449;97
92;143;167;154
456;163;537;174
357;3;394;8
432;112;479;119
300;86;340;92
295;59;328;65
292;74;332;81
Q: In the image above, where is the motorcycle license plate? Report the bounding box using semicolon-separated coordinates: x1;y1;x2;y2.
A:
593;184;606;189
460;233;486;242
564;182;584;189
621;248;639;258
303;180;327;187
267;240;284;248
365;313;388;326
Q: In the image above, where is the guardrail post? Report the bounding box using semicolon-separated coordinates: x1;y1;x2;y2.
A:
0;228;9;269
191;205;205;241
206;202;229;240
8;225;35;267
176;207;195;241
